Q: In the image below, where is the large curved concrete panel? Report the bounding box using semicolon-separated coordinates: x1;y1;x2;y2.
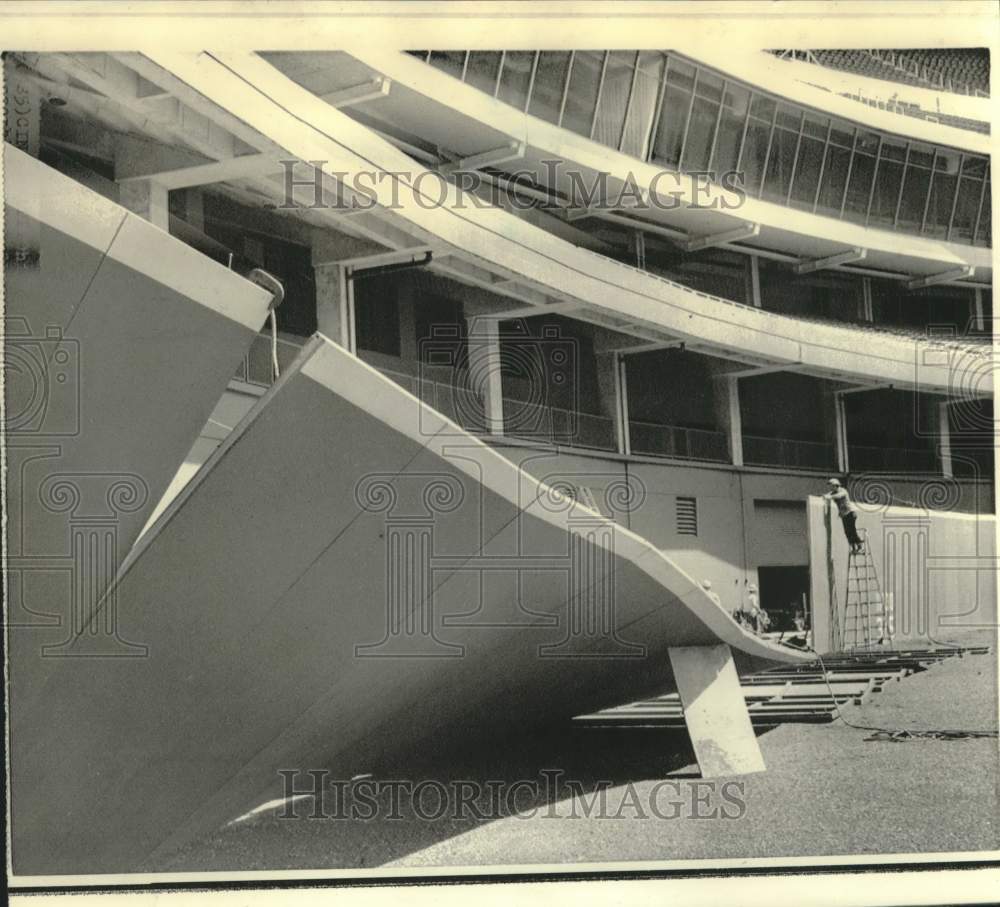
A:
4;144;273;873
11;335;809;874
138;52;989;397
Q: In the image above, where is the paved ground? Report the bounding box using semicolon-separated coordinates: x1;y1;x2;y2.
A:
160;630;998;871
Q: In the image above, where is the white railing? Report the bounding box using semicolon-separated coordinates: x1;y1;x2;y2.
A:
743;434;835;470
503;398;618;451
629;420;729;462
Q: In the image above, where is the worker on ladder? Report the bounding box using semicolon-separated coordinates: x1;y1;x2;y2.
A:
824;478;865;554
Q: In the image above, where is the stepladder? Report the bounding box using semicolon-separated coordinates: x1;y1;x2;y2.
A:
842;528;893;651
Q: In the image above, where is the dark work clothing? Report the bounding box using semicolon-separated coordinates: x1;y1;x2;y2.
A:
841;512;862;547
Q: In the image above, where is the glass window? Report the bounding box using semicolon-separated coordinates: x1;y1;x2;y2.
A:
739;95;773;197
898;143;934;230
952;173;983;242
561;51;605;136
620;51;664;159
428;51;466;79
528;51;572;124
651;56;696;168
681;69;724;171
843;133;878;222
976;175;991;246
869;139;906;226
789;131;825;209
925;150;960;238
711;82;749;174
815;123;854;216
354;283;401;356
497;51;536;110
592;51;636;148
464;51;502;94
762;111;800;203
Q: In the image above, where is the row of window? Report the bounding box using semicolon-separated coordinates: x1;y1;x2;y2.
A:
410;49;992;247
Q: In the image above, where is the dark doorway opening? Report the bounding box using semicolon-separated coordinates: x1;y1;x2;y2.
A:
757;565;810;634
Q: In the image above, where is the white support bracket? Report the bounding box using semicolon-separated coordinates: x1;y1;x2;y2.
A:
905;265;976;291
795;247;866;275
483;301;583;320
668;644;765;778
118;152;278;190
684;222;759;253
318;76;392;109
439;141;526;175
721;361;803;379
613;339;685;356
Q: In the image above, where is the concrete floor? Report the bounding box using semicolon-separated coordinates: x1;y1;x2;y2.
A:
159;630;998;872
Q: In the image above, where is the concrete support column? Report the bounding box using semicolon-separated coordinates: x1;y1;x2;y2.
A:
973;288;985;332
937;400;953;478
614;354;632;456
860;278;874;322
118;179;169;231
748;255;761;308
313;262;353;350
834;392;850;474
714;375;744;466
466;317;504;436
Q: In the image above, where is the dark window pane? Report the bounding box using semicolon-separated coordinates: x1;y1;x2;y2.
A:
415;296;466;364
898;159;932;229
976;178;991;246
464;51;502;94
789;134;824;208
802;113;828;140
962;156;987;178
740;117;772;197
620;51;664;159
592;51;635;148
774;102;800;131
762;124;797;202
428;51;466;79
816;143;850;215
694;68;724;101
561;51;605;136
682;92;720;171
908;143;934;168
855;130;879;155
951;176;982;241
712;82;749;173
497;51;535;110
651;58;695;167
828;119;855;148
749;92;775;121
354;279;401;356
528;51;572;124
843;141;876;222
870;158;903;226
925;159;959;238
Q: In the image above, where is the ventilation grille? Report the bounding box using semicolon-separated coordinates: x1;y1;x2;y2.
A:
676;496;698;536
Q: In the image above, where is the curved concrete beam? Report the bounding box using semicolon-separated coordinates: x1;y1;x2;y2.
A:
140;52;990;397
